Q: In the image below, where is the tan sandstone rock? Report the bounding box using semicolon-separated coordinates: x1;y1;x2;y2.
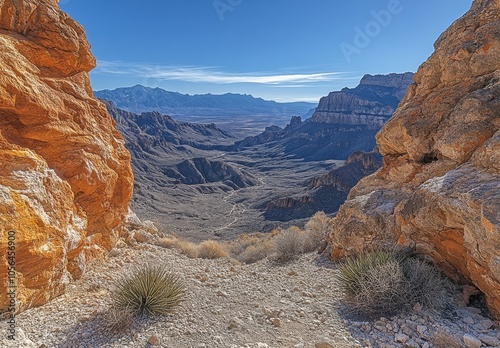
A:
0;0;133;312
328;0;500;318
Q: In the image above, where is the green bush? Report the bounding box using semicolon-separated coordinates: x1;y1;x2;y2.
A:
112;264;186;317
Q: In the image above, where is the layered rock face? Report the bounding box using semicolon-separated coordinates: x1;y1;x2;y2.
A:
311;72;414;129
264;151;382;221
328;0;500;318
0;0;133;311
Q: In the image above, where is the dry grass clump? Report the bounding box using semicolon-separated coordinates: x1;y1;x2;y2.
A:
156;235;178;249
227;233;273;264
401;257;448;309
172;239;200;258
337;251;448;317
272;226;306;263
101;306;135;335
303;211;331;252
112;264;186;317
197;240;229;259
156;235;228;259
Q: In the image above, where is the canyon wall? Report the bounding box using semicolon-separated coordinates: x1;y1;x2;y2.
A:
328;0;500;318
0;0;133;311
311;73;413;129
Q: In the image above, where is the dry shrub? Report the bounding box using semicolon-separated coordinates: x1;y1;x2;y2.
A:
236;241;273;264
197;240;228;259
228;233;263;255
101;306;135;335
157;236;178;249
303;211;331;252
174;240;199;258
345;260;408;317
337;251;396;295
431;329;465;348
337;251;448;317
112;264;186;317
402;257;448;310
272;226;305;263
227;233;273;264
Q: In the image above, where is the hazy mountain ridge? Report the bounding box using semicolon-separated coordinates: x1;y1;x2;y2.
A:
95;85;316;137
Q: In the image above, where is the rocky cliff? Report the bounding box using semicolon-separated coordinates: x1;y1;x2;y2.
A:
0;0;133;312
327;0;500;318
234;73;413;161
311;72;414;129
264;151;382;221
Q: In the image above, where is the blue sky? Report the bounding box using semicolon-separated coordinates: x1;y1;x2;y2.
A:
59;0;472;102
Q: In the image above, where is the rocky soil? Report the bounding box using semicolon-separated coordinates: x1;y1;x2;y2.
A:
1;239;499;348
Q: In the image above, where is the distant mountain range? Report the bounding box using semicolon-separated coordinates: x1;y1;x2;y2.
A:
94;85;316;137
231;73;414;160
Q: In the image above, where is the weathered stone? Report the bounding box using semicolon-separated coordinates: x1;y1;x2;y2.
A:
147;335;160;346
394;333;410;344
463;334;482;348
315;343;335;348
479;334;500;346
0;0;133;312
328;0;500;319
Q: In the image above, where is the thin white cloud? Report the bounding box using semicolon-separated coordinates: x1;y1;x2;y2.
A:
94;60;345;86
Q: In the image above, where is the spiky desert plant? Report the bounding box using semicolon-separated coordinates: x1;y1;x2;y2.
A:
401;257;448;310
346;259;408;316
112;264;186;317
337;250;449;317
336;251;396;295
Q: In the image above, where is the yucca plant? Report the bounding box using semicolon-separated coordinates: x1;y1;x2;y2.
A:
336;251;396;295
336;250;447;317
112;264;186;317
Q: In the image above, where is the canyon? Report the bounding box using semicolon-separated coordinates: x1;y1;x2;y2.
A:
101;73;411;240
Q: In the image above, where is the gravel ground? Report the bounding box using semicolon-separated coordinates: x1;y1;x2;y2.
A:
1;242;499;348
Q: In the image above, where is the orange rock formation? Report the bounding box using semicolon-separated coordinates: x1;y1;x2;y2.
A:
328;0;500;318
0;0;133;311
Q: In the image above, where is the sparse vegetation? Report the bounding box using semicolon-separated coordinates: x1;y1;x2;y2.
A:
401;257;448;310
272;226;306;263
112;264;186;317
173;239;200;258
303;211;331;252
153;215;333;264
226;233;273;264
337;250;448;317
197;240;228;259
101;306;135;335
